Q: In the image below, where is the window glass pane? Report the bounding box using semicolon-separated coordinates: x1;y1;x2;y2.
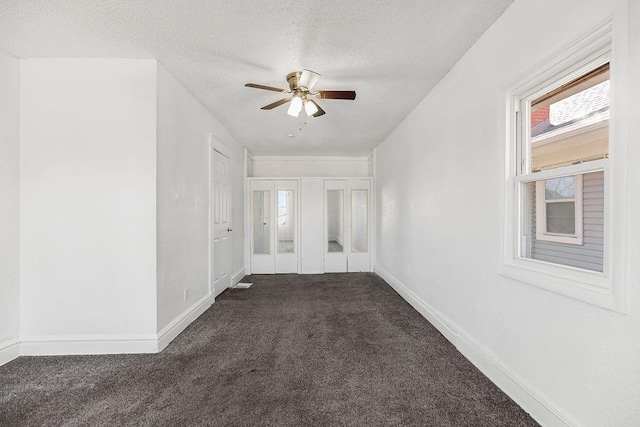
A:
278;191;287;225
545;176;575;200
546;202;576;234
326;190;344;253
530;63;609;172
252;190;270;254
549;80;609;127
351;190;368;253
532;81;610;139
521;172;604;272
277;190;295;253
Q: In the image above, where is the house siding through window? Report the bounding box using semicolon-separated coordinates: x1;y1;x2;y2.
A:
530;171;604;272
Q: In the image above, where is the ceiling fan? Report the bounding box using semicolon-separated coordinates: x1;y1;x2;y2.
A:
245;69;356;118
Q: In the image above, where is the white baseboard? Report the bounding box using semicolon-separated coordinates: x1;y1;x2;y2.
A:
6;292;215;362
157;293;213;352
0;338;20;366
375;265;579;427
232;268;246;286
20;334;158;356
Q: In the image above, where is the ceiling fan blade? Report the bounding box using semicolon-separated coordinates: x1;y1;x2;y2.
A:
245;83;288;93
316;90;356;100
309;100;326;117
260;98;291;110
298;69;321;90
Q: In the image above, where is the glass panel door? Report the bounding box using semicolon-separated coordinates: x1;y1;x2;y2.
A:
274;180;299;274
277;190;296;253
252;190;271;254
346;179;371;272
324;180;348;273
351;189;368;253
250;180;276;274
326;190;344;253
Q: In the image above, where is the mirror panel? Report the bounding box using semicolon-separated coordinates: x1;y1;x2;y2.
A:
326;190;344;253
351;190;368;253
277;190;295;253
252;190;271;254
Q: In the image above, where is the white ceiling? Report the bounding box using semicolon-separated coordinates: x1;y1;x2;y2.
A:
0;0;513;156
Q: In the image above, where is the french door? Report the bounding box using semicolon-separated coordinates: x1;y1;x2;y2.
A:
346;179;371;272
324;179;371;273
250;180;299;274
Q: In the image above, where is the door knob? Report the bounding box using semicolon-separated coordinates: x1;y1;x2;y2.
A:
227;228;233;232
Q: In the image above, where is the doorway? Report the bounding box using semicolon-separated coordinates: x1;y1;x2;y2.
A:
250;179;299;274
324;179;371;272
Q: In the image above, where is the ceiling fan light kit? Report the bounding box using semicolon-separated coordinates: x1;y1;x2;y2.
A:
304;99;318;116
287;96;303;117
245;69;356;119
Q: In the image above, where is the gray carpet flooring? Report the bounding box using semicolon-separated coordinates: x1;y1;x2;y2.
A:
0;273;537;426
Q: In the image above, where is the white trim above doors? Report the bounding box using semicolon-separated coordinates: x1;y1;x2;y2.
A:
208;133;234;159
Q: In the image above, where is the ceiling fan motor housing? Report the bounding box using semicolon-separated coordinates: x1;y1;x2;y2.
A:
286;71;302;91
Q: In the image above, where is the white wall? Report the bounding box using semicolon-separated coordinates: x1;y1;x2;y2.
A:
156;63;245;332
252;156;369;177
0;50;20;361
20;59;158;343
374;0;640;425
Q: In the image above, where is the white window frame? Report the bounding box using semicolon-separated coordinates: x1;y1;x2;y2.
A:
500;19;628;312
535;174;583;245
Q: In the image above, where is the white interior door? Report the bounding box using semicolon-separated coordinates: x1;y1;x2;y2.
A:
324;180;347;273
275;180;299;273
250;180;275;274
347;179;371;272
212;150;232;297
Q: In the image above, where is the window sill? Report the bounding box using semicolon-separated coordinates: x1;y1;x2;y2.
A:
535;233;583;245
498;257;623;312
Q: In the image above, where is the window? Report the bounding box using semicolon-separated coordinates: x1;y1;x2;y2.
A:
501;20;627;311
519;61;608;272
535;175;583;245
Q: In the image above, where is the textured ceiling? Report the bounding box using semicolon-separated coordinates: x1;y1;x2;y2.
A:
0;0;513;156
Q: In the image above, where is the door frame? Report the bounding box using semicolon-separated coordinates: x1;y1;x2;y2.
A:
208;134;234;298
